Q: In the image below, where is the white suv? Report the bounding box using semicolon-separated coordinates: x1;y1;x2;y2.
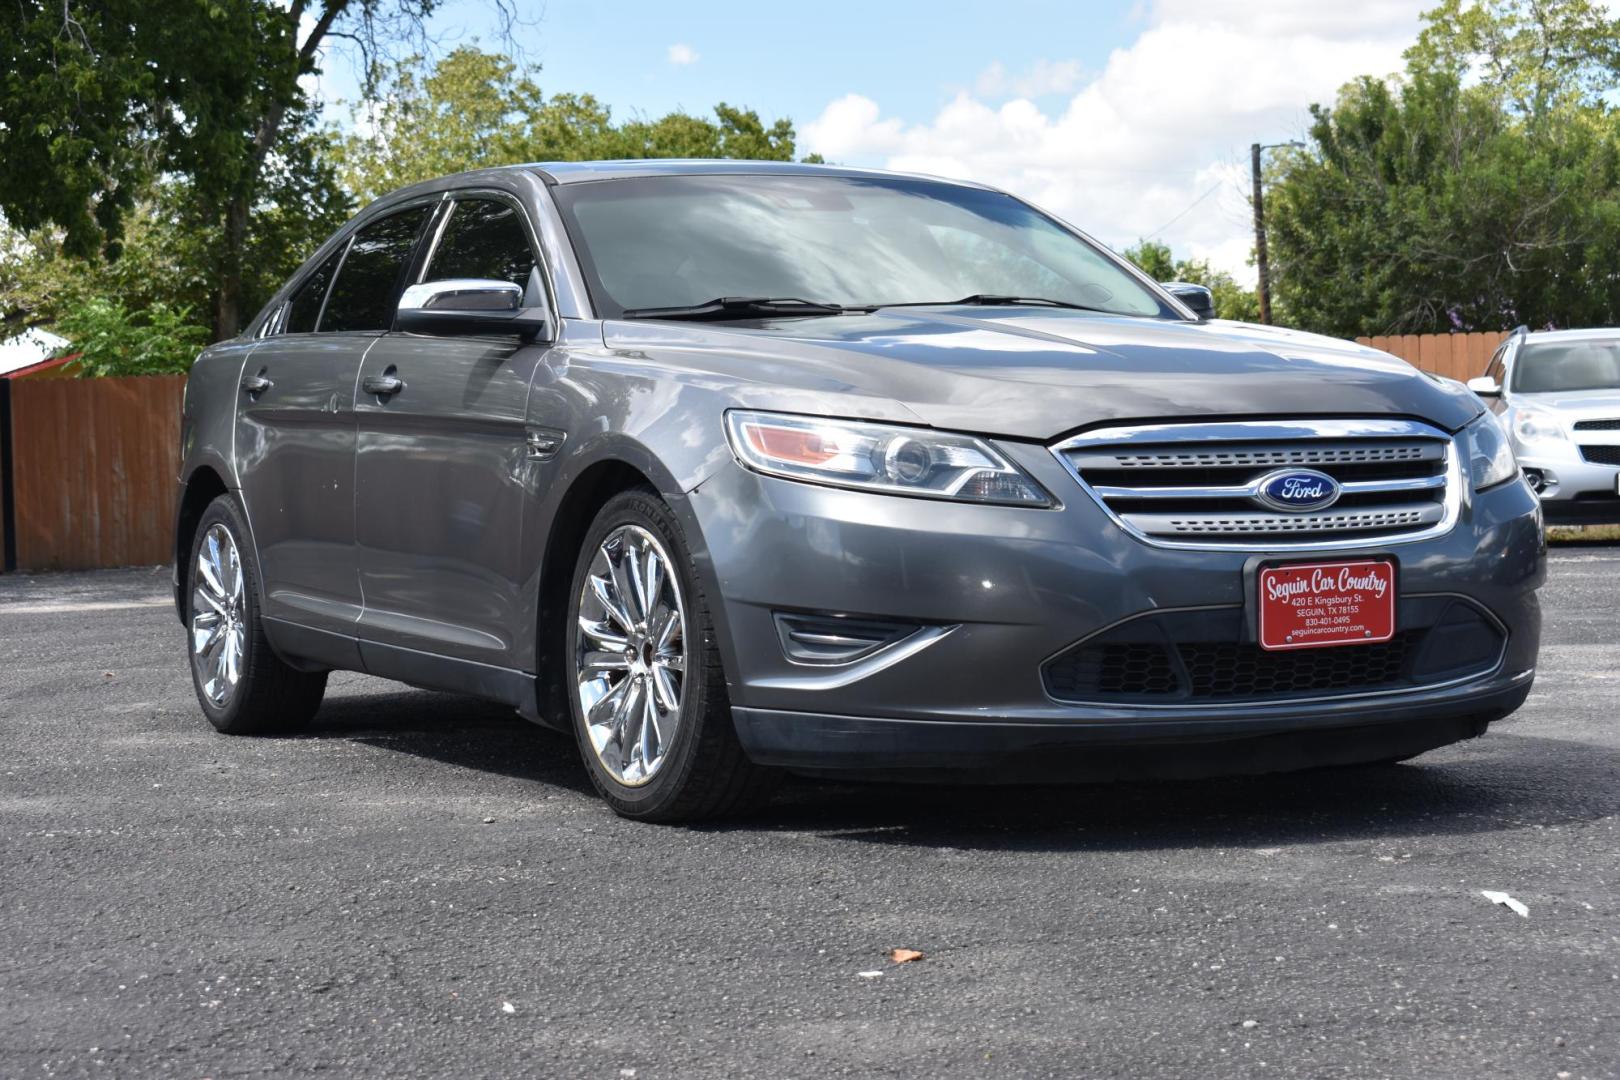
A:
1469;328;1620;524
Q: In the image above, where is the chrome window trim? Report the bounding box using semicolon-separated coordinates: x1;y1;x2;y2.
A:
1050;418;1464;552
417;192;456;276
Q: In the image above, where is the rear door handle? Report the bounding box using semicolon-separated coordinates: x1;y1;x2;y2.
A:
362;374;404;397
240;373;272;394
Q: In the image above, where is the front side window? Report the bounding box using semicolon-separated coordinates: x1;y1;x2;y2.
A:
425;198;537;294
551;174;1176;320
1513;339;1620;393
321;205;432;333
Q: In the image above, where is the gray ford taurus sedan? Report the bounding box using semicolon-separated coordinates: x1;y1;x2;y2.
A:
173;160;1545;821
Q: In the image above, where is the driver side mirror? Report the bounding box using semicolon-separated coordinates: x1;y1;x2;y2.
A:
1466;376;1502;398
396;279;550;340
1161;281;1215;321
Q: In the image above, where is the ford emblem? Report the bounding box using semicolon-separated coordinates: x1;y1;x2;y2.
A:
1253;468;1341;513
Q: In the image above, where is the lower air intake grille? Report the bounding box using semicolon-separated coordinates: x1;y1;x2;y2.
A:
1045;642;1183;698
1042;599;1503;706
1175;636;1414;699
1579;444;1620;466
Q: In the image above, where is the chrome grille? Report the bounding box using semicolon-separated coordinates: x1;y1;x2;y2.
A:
1146;508;1435;536
1053;420;1462;550
1093;444;1431;470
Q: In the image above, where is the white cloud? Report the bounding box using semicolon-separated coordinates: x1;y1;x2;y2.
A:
975;58;1085;100
667;43;699;66
804;1;1429;284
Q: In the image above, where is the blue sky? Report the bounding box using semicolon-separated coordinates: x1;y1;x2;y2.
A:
322;1;1142;131
315;0;1437;281
476;1;1140;133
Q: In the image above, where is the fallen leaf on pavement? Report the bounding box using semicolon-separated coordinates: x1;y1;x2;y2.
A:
890;948;924;964
1481;890;1529;917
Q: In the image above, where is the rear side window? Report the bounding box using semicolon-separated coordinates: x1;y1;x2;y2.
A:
285;246;345;334
321;205;432;332
425;198;537;292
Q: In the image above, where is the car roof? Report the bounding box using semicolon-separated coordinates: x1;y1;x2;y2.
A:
365;159;1001;218
381;159;998;195
524;158;997;188
1523;327;1620;344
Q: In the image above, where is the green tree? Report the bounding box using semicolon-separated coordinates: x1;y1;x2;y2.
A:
1408;0;1620;121
1;1;515;340
1121;239;1261;322
1267;0;1620;337
52;297;210;377
338;47;813;204
2;110;351;348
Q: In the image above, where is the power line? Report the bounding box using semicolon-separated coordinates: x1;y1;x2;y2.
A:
1143;182;1224;240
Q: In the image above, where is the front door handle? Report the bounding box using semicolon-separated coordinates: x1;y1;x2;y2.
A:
240;373;272;395
362;373;404;397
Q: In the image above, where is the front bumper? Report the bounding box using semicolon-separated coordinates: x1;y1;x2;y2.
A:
1516;443;1620;524
687;441;1545;775
734;682;1530;779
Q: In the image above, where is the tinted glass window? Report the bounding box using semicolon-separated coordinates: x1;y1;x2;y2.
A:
1486;344;1506;386
426;199;536;292
321;206;431;332
1513;339;1620;393
285;246;345;334
551;174;1175;320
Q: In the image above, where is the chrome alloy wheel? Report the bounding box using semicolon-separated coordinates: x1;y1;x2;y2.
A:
191;523;246;708
575;524;688;787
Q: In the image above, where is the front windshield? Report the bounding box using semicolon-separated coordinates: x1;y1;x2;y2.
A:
551;173;1177;320
1514;339;1620;393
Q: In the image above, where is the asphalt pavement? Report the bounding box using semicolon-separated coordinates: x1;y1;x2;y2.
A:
1;552;1617;1079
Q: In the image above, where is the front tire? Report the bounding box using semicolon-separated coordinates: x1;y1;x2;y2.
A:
565;488;775;822
186;494;326;734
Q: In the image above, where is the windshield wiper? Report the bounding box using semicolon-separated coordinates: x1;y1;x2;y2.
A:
866;294;1114;314
619;296;849;321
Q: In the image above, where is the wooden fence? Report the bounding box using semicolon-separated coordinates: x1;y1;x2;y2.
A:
4;374;186;571
0;382;11;567
0;332;1513;573
1355;331;1509;382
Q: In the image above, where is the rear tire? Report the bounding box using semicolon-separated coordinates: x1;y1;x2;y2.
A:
565;487;775;822
186;494;326;734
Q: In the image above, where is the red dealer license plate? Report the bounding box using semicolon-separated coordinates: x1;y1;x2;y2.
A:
1257;559;1396;651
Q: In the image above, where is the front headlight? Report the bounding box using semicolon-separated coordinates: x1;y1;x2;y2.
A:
725;410;1052;506
1511;405;1567;445
1463;411;1519;491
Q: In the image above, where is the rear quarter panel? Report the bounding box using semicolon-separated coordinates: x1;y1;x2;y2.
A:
180;340;256;492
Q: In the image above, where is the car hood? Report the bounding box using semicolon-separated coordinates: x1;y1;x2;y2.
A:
1514;388;1620;418
601;307;1484;440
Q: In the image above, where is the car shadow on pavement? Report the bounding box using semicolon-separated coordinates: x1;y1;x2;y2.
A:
294;690;1619;852
740;731;1620;853
296;687;598;796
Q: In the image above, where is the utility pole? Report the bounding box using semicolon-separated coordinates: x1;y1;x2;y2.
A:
1251;140;1303;327
1251;142;1271;325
